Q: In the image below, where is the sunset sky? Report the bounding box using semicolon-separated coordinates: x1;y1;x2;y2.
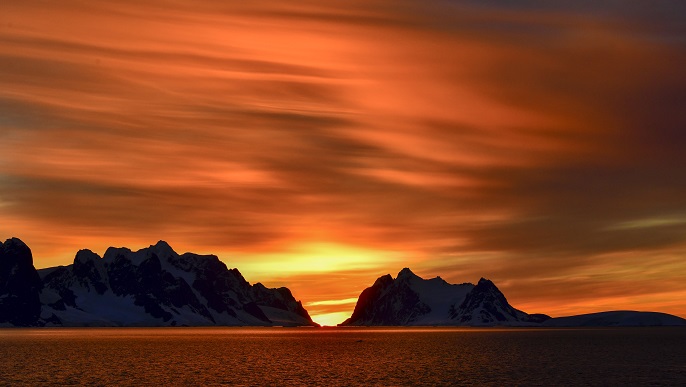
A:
2;1;685;326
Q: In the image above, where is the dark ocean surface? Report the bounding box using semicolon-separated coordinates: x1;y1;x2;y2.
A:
1;327;684;386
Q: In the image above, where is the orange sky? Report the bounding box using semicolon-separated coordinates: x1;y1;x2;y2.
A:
2;1;686;326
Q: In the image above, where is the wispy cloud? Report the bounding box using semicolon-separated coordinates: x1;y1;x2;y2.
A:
306;298;358;307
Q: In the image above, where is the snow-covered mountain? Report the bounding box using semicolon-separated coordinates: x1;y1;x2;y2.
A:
340;268;686;327
543;311;686;327
0;238;317;327
340;268;549;326
5;238;685;328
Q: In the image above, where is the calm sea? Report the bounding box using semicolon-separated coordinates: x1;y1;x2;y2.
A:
1;327;684;386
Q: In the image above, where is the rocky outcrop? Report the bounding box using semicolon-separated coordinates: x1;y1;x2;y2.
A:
0;238;42;326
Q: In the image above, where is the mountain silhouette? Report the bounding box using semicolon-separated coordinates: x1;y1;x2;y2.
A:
543;311;686;327
0;238;317;327
340;268;685;327
0;238;42;326
341;268;547;326
3;239;685;327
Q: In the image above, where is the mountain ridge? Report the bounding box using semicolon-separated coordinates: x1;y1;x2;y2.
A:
2;238;685;328
340;268;686;327
341;268;548;326
543;310;686;327
0;238;317;327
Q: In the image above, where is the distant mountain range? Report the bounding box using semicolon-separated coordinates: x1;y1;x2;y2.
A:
340;268;686;327
0;238;316;327
2;238;685;327
542;311;686;327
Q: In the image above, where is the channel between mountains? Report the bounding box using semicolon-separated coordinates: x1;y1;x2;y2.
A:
1;238;685;327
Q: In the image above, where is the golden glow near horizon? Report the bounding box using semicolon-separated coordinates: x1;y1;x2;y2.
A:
306;300;358;326
2;1;686;325
234;242;402;275
308;312;353;327
226;242;403;325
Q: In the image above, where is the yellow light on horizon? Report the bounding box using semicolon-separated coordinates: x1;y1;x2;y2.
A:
232;242;402;277
306;297;359;307
310;311;352;327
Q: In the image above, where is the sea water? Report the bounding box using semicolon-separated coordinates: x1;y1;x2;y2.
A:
1;327;684;386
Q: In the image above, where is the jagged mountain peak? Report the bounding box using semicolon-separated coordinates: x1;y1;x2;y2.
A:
342;269;475;326
475;277;499;291
1;237;32;264
101;241;180;266
373;274;394;287
1;239;317;327
397;267;418;279
149;240;177;257
3;237;29;249
1;237;36;272
341;269;545;327
447;276;551;326
74;249;101;264
103;246;132;261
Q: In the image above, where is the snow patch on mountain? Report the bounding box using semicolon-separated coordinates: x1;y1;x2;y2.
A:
341;268;547;326
395;268;473;325
4;239;317;327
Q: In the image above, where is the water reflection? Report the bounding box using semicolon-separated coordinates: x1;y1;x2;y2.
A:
1;327;684;385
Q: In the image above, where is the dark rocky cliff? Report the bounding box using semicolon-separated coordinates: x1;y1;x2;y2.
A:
0;238;42;326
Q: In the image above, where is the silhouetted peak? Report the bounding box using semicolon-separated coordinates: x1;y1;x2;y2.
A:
397;267;418;279
372;274;394;288
277;287;294;299
228;268;249;285
254;282;267;290
103;246;132;262
476;277;496;288
2;237;30;253
74;249;101;265
0;237;41;326
4;237;28;249
150;240;177;257
428;275;451;286
463;278;510;310
1;237;33;266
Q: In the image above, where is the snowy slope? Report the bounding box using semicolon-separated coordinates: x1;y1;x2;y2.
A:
32;241;318;327
447;278;548;326
341;268;548;326
395;268;473;325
